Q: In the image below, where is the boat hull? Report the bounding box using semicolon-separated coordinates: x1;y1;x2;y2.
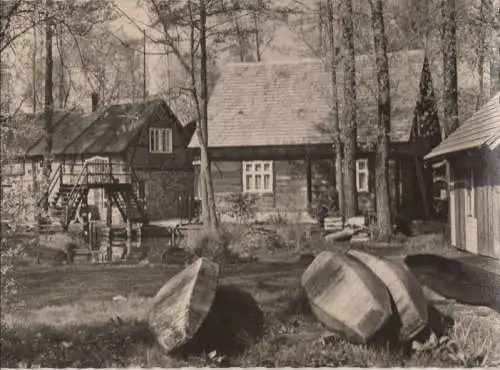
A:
301;251;393;344
348;250;428;341
148;257;219;353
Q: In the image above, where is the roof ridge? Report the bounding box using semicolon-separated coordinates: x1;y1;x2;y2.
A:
224;49;425;68
225;58;322;68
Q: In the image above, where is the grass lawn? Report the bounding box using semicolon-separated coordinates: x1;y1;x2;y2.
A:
2;235;500;367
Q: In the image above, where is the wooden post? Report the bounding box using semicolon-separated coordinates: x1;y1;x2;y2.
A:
306;154;312;208
125;195;132;259
413;156;431;220
188;196;192;224
394;157;401;215
81;190;90;243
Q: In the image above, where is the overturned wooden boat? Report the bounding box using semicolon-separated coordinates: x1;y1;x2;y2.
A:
148;257;219;353
348;250;428;342
301;251;393;344
405;254;500;313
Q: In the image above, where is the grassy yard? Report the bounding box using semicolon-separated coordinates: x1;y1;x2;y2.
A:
1;233;499;367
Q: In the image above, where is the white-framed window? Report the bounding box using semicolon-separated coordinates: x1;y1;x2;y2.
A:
149;128;172;153
466;167;475;217
242;160;273;193
356;158;369;192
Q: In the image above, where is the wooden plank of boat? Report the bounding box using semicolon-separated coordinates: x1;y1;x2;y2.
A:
348;250;428;342
148;257;219;353
405;254;500;313
301;250;393;344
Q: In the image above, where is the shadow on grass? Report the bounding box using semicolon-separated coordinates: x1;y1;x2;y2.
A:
172;285;265;359
1;319;156;368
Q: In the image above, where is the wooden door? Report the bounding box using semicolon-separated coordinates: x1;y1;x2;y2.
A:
464;166;478;254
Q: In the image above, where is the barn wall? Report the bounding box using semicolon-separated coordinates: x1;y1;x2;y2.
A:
476;147;500;258
451;162;467;251
206;156;391;221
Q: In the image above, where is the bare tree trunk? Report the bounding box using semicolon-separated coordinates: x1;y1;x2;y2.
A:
57;23;64;109
41;0;54;217
342;0;358;218
442;0;459;136
476;0;492;109
326;0;344;218
370;0;393;241
253;12;261;61
199;0;218;227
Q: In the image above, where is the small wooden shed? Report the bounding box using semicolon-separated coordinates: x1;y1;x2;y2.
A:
425;93;500;259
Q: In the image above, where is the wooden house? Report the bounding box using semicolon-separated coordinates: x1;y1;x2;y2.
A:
189;50;449;223
425;93;500;259
2;97;195;231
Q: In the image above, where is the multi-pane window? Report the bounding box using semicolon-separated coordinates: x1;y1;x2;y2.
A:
149;128;172;153
242;161;273;193
356;158;369;192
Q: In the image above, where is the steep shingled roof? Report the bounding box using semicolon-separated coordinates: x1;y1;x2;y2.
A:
425;92;500;160
23;99;188;157
189;49;426;148
2;111;80;158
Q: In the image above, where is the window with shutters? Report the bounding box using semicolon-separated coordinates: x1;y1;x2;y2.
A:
356;158;369;192
149;128;172;153
242;161;273;193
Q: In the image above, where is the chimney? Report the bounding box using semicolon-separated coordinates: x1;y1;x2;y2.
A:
91;92;99;112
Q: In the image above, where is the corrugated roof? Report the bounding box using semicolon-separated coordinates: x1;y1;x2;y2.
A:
189;50;426;148
425;92;500;160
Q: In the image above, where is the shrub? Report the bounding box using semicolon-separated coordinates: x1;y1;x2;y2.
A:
178;226;242;265
228;227;287;259
223;193;258;224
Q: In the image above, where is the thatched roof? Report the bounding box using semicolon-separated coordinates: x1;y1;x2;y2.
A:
4;98;191;159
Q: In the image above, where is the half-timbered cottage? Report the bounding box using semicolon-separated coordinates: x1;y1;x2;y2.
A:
189;49;484;223
425;93;500;259
2;97;195;230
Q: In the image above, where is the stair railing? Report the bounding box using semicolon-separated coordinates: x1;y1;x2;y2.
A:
64;163;89;225
37;163;63;207
129;168;146;209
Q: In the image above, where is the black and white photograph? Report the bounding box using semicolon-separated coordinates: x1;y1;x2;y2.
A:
1;0;499;367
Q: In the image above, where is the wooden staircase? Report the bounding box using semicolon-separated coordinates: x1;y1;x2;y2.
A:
49;184;87;226
106;184;149;224
41;158;148;230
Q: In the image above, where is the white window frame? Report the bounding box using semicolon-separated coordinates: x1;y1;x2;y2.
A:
242;160;273;194
466;167;475;217
356;158;369;192
149;128;172;154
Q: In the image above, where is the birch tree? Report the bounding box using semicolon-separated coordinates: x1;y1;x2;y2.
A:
369;0;393;240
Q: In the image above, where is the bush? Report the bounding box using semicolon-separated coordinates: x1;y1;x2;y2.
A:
223;193;258;223
178;226;242;265
228;227;287;259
